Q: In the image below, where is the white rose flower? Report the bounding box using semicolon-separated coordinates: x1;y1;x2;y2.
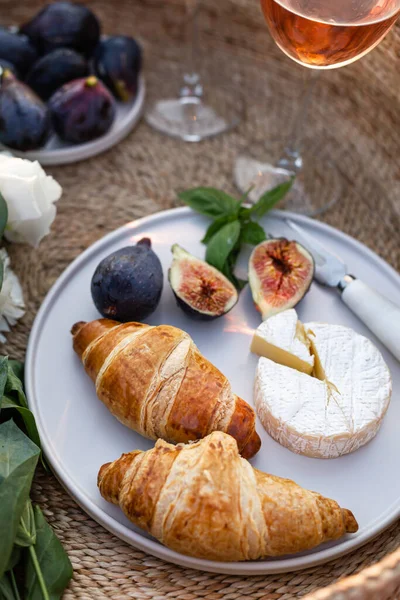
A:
0;249;25;343
0;154;62;247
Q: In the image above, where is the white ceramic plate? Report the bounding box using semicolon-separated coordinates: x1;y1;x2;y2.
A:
3;75;145;166
25;208;400;575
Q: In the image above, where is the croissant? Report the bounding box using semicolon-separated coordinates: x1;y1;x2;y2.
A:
72;319;261;458
98;431;358;561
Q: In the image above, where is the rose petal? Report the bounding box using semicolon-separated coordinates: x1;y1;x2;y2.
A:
0;175;43;221
0;156;62;247
0;248;25;343
5;204;57;247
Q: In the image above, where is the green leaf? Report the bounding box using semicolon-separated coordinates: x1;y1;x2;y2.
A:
5;547;21;572
0;420;40;577
221;262;247;290
1;398;41;450
238;206;251;220
179;188;239;218
1;397;49;472
8;361;24;383
205;221;241;273
5;366;28;409
0;259;4;295
0;572;16;600
240;221;267;245
15;500;36;547
0;192;8;241
25;505;72;600
0;356;9;406
201;214;232;244
249;179;294;219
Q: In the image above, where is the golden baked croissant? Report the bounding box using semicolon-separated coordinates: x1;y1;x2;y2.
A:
98;431;358;562
72;319;261;458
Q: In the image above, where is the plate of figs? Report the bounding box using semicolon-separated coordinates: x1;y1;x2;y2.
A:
0;2;145;165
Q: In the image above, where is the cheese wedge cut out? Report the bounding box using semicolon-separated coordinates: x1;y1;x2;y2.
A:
251;309;314;375
253;311;392;458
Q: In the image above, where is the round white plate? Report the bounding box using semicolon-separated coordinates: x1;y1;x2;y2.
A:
4;75;145;166
25;208;400;575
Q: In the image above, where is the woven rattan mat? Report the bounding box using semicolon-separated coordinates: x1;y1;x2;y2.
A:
2;0;400;597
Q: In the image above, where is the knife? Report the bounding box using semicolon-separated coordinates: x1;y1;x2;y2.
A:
285;219;400;362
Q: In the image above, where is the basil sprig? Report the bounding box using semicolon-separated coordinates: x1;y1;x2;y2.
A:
0;358;72;599
179;180;293;288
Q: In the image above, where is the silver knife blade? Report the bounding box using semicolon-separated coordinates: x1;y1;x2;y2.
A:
285;219;348;288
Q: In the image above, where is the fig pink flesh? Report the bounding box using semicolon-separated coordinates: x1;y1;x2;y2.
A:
250;239;314;316
177;259;236;315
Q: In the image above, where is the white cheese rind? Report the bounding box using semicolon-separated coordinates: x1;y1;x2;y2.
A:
251;310;314;374
255;323;392;459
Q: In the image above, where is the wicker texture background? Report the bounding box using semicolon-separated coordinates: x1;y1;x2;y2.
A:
1;0;399;597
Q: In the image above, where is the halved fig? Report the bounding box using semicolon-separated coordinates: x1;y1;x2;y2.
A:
169;245;238;320
249;238;314;320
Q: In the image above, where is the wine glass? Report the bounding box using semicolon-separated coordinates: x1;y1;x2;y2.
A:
235;0;400;215
146;0;243;142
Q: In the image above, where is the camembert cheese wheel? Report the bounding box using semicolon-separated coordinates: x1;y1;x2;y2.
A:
253;311;392;459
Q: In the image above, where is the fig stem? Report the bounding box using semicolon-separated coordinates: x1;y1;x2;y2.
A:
1;67;11;83
137;237;152;248
85;75;98;88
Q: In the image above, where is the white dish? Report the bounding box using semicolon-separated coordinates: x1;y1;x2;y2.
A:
25;208;400;575
3;75;145;166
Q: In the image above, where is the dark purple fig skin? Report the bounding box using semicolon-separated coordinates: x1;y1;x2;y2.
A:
48;76;115;144
91;238;164;322
93;36;142;102
172;293;223;321
26;48;88;100
0;70;52;151
20;1;101;57
0;28;37;77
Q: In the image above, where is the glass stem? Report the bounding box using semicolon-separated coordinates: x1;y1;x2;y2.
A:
277;69;319;173
181;0;203;98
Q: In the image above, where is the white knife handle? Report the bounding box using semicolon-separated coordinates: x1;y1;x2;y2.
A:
341;279;400;361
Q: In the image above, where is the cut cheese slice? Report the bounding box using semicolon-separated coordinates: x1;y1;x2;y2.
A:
253;312;392;458
251;309;314;375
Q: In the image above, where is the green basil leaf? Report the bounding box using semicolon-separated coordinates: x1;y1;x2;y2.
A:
0;192;8;241
1;398;41;450
15;500;36;547
0;420;40;578
179;188;239;218
221;262;247;290
25;505;72;600
0;572;16;600
238;206;251;220
240;221;267;245
5;366;28;409
249;179;294;219
0;356;9;406
205;221;241;272
201;215;232;244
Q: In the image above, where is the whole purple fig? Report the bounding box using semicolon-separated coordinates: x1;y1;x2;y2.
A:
48;76;116;144
0;70;52;151
20;1;100;57
93;36;142;102
26;48;88;100
0;28;37;77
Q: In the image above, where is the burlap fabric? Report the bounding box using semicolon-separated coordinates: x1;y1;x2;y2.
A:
1;0;399;597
